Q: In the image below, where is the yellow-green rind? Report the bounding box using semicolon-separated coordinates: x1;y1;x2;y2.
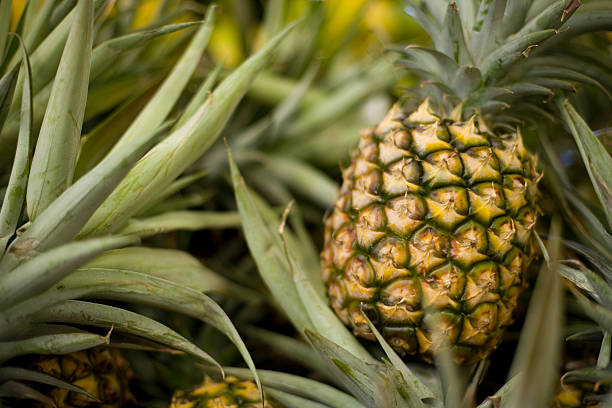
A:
321;100;541;365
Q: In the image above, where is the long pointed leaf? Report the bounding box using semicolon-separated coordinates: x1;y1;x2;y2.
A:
0;366;95;400
26;0;94;219
33;300;222;370
0;333;108;363
0;235;138;309
557;98;612;229
0;37;32;255
80;22;299;236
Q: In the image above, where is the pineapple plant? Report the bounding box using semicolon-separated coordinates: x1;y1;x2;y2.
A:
0;0;296;406
170;375;284;408
317;0;611;365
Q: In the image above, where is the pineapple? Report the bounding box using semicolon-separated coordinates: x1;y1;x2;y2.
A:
318;0;596;365
29;348;134;408
321;100;540;364
170;376;284;408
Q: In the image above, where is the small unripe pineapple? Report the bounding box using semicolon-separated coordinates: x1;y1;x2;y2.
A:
170;376;284;408
321;100;540;364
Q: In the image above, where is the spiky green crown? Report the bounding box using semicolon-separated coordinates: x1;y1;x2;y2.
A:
401;0;611;124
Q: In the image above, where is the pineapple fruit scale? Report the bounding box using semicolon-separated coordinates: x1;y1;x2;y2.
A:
321;99;540;364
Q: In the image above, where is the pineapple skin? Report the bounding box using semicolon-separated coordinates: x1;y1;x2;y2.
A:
321;100;541;365
170;376;284;408
30;347;134;408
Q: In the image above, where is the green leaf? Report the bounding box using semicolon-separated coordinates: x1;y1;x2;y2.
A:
528;66;611;100
502;0;532;36
506;220;563;408
440;3;473;65
0;269;259;393
562;367;612;385
228;146;314;333
304;330;389;408
80;21;299;236
174;60;223;130
281;218;372;362
84;246;260;300
1;123;169;271
0;0;11;67
0;381;55;406
265;389;330;408
598;332;611;369
361;312;435;406
0;65;19;136
243;327;331;378
26;0;94;219
90;21;199;80
0;38;32;255
515;0;575;37
119;211;241;238
32;300;222;370
472;0;508;63
0;366;95;400
0;332;108;363
480;29;556;84
557;98;612;229
0;235;138;309
263;155;338;208
476;374;521;408
110;6;216;152
74;83;160;178
556;1;612;41
223;367;366;408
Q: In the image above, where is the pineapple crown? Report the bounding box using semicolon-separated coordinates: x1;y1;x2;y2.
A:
401;0;611;124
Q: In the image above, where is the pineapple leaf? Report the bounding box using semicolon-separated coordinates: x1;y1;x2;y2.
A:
476;374;521;408
556;1;612;41
421;0;448;25
281;214;373;362
263;155;338;208
404;3;441;47
361;312;435;406
74;83;160;178
502;0;532;36
557;98;612;229
81;21;299;236
242;327;331;379
0;333;108;363
264;389;330;408
135;170;208;216
229;145;315;333
514;0;575;37
598;332;611;369
0;0;9;66
570;286;612;335
0;381;56;406
0;235;139;309
471;0;508;63
13;0;58;65
0;62;18;133
0;35;32;256
440;3;473;66
0;366;95;400
173;60;223;130
562;367;612;384
83;247;261;301
110;6;216;151
1;122;169;271
33;300;222;370
0;268;259;389
480;29;556;84
506;219;563;408
90;21;200;81
119;210;241;238
304;329;388;407
527;66;611;100
222;367;367;408
26;0;94;219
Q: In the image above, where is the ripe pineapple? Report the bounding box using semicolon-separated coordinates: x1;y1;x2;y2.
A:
29;348;134;408
317;0;597;365
321;100;540;364
170;376;283;408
